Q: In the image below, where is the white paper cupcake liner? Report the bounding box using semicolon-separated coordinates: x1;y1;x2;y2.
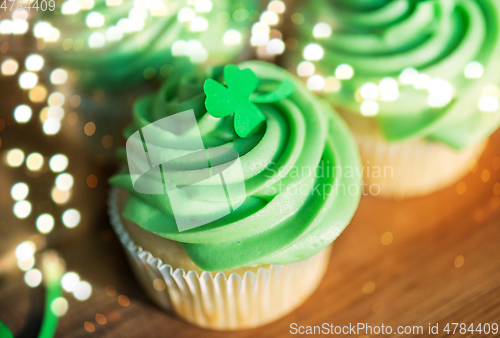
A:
355;133;488;199
108;188;331;330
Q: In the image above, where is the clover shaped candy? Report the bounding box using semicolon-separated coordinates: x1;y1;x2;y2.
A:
203;65;295;138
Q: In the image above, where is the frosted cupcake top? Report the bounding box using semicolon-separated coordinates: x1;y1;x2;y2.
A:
37;0;258;89
110;61;362;271
289;0;500;149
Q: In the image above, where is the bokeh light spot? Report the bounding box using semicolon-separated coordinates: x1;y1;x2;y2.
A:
381;232;393;245
362;281;375;294
118;295;130;307
24;269;42;288
454;255;464;268
25;54;44;71
16;241;35;260
52;187;71;204
26;152;44;171
101;135;113;149
1;59;18;75
62;209;81;228
13;200;32;219
36;214;55;234
50;69;68;85
74;281;92;301
456;181;466;195
84;122;96;136
84;321;95;333
153;279;166;291
6;148;25;167
49;154;69;172
61;272;80;292
11;182;29;200
29;86;47;102
51;297;69;317
95;314;107;325
86;174;98;188
67;112;78;126
481;169;490;183
56;173;74;191
19;72;38;89
105;285;116;297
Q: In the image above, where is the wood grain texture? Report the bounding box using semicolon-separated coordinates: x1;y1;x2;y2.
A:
1;130;498;337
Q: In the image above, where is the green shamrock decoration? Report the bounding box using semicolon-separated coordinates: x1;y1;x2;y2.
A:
203;65;295;138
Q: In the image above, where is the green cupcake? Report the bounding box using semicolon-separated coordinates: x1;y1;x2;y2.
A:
38;0;258;89
108;61;362;329
287;0;500;198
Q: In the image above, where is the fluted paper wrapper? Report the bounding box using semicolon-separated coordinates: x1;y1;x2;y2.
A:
355;132;487;199
108;189;331;330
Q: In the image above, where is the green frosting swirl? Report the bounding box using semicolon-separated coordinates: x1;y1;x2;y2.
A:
41;0;257;89
109;61;362;271
294;0;500;149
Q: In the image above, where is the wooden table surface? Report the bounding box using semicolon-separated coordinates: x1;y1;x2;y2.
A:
1;35;500;338
1;129;499;338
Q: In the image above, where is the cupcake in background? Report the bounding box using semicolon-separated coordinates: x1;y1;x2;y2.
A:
37;0;258;89
285;0;500;199
108;61;362;330
32;0;259;152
